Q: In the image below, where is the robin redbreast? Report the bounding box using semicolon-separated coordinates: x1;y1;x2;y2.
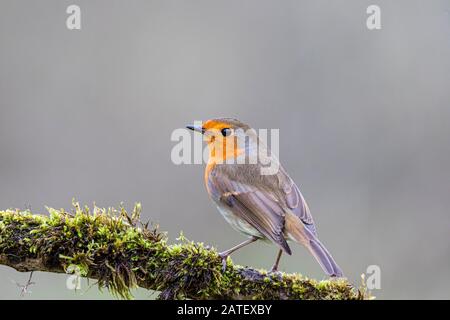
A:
187;118;344;277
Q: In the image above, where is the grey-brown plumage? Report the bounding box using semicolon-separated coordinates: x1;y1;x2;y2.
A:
207;163;314;252
188;118;343;277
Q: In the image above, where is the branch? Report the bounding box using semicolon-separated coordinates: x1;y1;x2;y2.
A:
0;203;365;300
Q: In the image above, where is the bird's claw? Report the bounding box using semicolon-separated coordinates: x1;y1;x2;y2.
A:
268;270;283;278
269;262;282;274
266;269;283;281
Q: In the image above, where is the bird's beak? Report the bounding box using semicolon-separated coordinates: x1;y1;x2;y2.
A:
186;124;205;134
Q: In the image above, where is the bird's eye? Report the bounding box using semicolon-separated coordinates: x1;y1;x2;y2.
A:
221;128;232;137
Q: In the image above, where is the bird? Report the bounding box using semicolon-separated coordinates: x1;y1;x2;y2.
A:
186;118;344;277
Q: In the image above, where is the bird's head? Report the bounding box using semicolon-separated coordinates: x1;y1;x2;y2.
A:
187;118;256;162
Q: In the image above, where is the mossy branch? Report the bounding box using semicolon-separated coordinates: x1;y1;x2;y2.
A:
0;203;365;300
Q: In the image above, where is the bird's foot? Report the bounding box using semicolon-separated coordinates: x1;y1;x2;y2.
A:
218;252;229;272
269;262;280;273
268;269;283;278
269;262;283;274
268;265;283;280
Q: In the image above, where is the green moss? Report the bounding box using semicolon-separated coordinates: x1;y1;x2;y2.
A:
0;203;367;300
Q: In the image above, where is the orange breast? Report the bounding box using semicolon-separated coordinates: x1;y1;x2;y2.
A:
204;161;215;190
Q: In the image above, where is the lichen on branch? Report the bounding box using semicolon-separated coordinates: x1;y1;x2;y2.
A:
0;203;366;300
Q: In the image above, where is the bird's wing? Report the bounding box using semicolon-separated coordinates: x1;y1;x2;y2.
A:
277;167;317;235
210;173;292;254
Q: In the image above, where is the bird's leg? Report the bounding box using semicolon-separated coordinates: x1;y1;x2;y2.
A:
270;249;283;273
219;236;258;271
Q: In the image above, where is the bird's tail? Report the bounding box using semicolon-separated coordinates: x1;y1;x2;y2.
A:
307;236;344;277
285;213;344;277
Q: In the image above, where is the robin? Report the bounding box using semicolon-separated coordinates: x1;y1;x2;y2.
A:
186;118;344;277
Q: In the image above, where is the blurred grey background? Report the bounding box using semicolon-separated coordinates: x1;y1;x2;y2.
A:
1;0;449;299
